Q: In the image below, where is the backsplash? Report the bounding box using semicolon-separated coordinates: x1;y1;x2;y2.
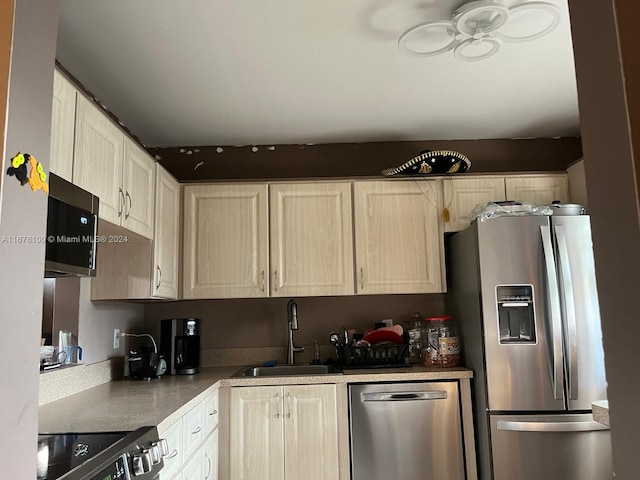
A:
143;294;446;352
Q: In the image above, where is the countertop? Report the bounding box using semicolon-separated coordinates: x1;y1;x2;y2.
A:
592;400;610;426
39;364;472;433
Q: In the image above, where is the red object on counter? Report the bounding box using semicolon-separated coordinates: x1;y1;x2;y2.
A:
362;329;404;345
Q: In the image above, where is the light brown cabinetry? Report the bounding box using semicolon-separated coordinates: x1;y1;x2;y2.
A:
443;173;569;232
73;94;155;238
442;176;506;232
270;182;354;297
158;387;219;480
49;69;77;181
504;174;569;205
182;184;269;299
183;182;354;299
229;384;339;480
353;180;444;294
153;165;180;299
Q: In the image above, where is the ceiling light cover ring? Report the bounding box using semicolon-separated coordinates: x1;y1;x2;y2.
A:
398;20;459;57
454;36;501;62
493;2;561;43
454;0;509;36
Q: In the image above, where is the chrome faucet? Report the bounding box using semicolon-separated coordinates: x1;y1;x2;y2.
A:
287;299;304;365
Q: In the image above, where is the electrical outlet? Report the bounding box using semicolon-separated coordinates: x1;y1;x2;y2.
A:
113;329;121;350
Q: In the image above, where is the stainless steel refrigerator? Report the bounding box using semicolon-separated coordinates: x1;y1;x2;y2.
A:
446;214;613;480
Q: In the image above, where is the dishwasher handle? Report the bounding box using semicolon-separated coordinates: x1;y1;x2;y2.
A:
362;391;447;402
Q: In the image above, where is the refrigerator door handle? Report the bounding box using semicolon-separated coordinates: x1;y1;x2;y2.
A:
497;419;609;432
555;225;579;400
540;225;565;401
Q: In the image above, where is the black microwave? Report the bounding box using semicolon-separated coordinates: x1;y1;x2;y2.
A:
45;173;99;277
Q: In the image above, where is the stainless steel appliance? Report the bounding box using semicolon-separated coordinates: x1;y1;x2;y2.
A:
45;173;99;277
349;381;465;480
37;426;165;479
160;318;201;375
446;214;612;480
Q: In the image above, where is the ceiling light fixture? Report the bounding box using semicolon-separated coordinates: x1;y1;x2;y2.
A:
398;0;561;62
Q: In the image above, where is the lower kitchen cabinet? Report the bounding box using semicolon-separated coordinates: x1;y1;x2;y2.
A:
158;387;220;480
229;384;340;480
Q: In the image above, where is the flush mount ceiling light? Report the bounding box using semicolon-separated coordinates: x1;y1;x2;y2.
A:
398;0;561;62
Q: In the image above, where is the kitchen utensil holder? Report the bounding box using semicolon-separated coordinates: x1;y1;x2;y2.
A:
337;344;410;368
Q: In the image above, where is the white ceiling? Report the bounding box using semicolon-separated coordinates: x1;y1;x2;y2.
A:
55;0;580;148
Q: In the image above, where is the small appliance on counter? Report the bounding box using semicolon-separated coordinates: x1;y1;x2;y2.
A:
124;333;166;380
160;318;201;375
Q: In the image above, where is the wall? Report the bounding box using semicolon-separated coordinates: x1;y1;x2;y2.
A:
144;294;445;357
153;137;583;182
0;0;58;475
568;1;640;479
77;278;144;363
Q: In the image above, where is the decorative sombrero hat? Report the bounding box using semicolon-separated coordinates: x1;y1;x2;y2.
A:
381;149;471;176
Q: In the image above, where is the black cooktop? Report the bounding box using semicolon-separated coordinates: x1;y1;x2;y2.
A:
37;432;128;480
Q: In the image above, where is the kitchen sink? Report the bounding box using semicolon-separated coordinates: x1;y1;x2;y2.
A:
234;364;339;377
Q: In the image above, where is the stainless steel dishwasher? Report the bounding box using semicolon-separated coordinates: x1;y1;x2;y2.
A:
349;381;465;480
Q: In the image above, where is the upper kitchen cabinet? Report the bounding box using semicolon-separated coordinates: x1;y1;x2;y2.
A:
183;184;270;299
353;180;444;294
153;165;180;299
443;176;506;232
73;94;155;238
270;182;354;297
504;173;569;205
121;138;156;238
49;69;77;181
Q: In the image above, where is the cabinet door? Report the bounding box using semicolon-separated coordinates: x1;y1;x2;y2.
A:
122;137;155;238
284;385;339;480
73;94;124;225
204;429;218;480
353;180;443;294
505;174;569;205
270;183;354;297
443;176;506;232
154;164;180;298
49;69;76;181
181;448;204;480
230;386;284;480
158;417;183;480
183;184;269;299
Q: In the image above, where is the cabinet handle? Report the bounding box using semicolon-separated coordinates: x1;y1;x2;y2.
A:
191;426;201;435
209;409;217;416
275;391;281;418
118;188;125;217
156;265;162;289
286;391;292;419
205;452;212;479
261;270;265;292
360;267;364;290
273;270;278;293
125;191;132;219
167;449;178;459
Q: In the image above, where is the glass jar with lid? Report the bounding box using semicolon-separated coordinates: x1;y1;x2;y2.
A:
421;315;461;367
404;312;423;363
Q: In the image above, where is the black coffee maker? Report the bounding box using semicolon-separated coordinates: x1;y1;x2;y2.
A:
160;318;202;375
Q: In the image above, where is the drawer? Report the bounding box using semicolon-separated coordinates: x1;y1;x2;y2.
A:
203;389;219;434
204;429;218;480
182;402;204;461
158;417;183;480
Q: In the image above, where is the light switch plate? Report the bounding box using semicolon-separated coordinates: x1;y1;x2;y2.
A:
113;329;120;350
